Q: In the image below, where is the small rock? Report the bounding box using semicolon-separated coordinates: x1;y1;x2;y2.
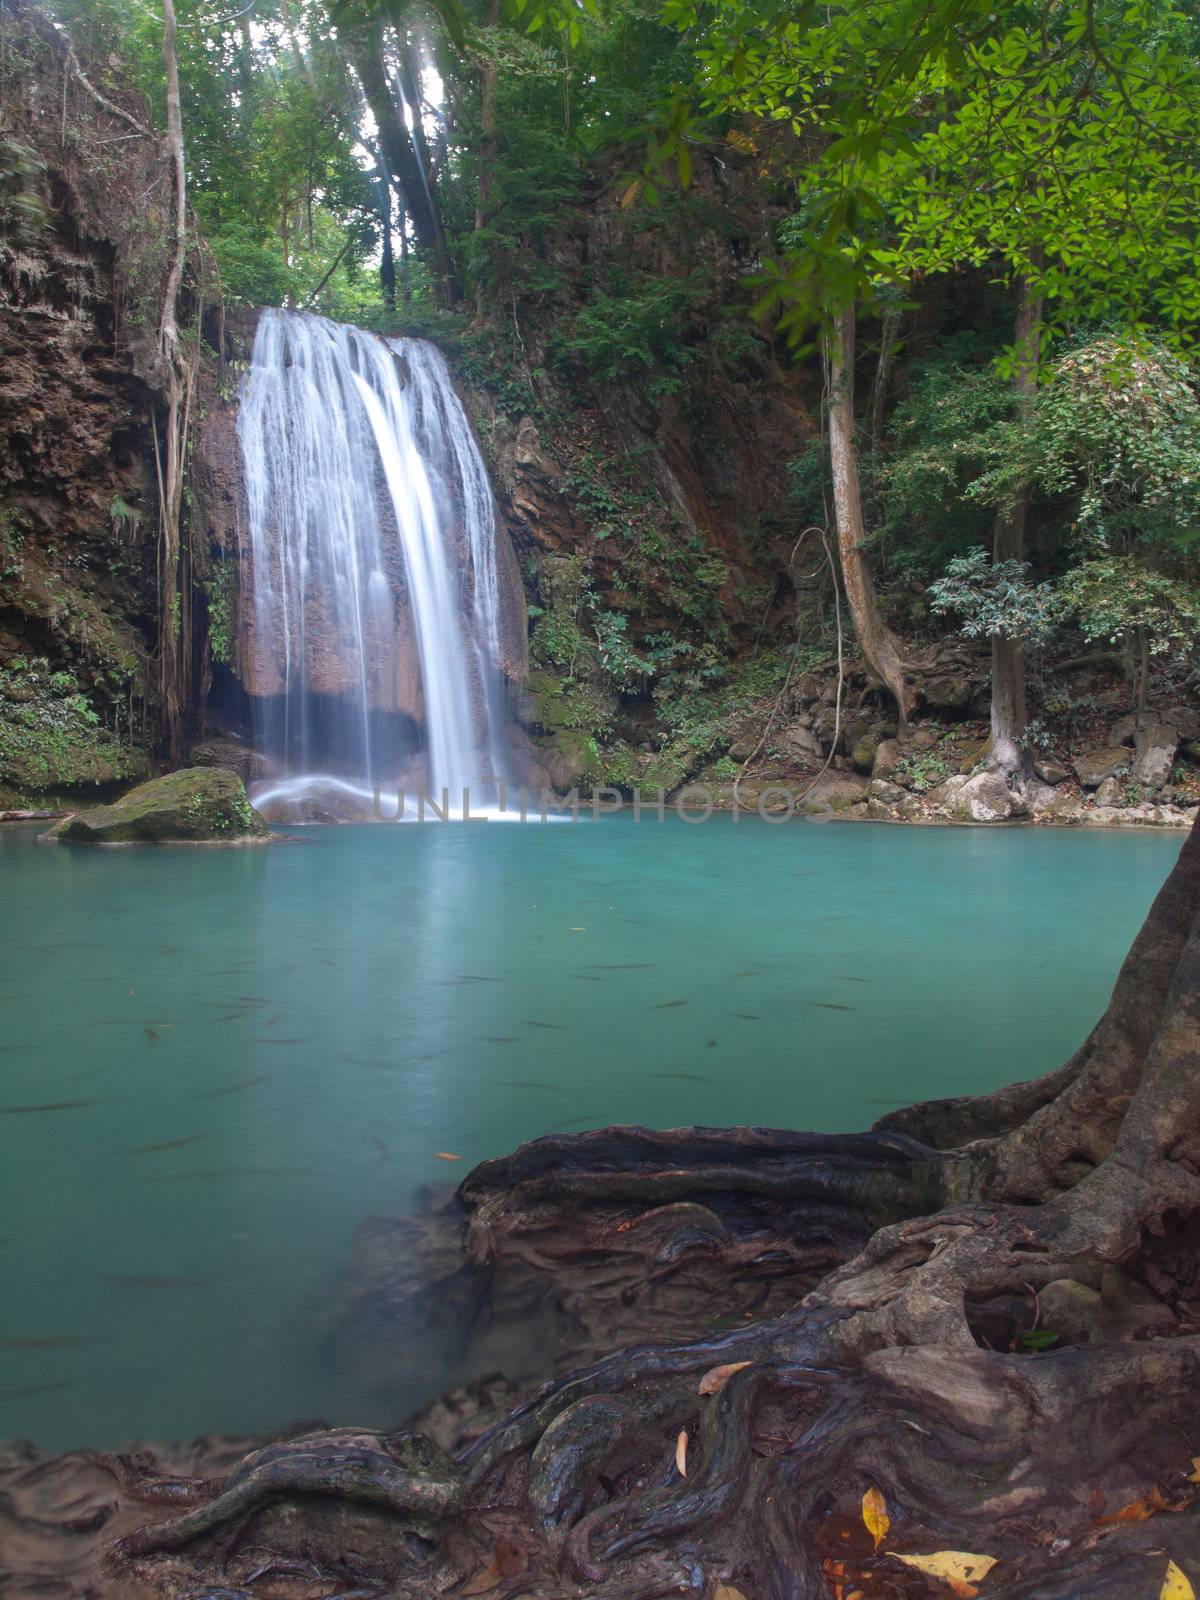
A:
899;725;939;752
1034;757;1070;786
1031;788;1085;822
871;738;902;781
1132;721;1178;791
775;721;824;762
1074;746;1129;788
1110;714;1140;746
1094;776;1125;808
919;672;976;712
798;773;869;814
849;732;880;772
1162;705;1200;740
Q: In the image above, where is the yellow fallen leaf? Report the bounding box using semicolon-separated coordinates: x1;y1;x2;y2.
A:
434;1151;462;1161
698;1361;753;1396
675;1429;688;1476
1163;1561;1196;1600
891;1551;997;1599
862;1485;889;1552
713;1588;748;1600
1188;1457;1200;1484
620;179;642;209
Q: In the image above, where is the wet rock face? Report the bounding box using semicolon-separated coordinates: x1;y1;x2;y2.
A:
47;767;270;844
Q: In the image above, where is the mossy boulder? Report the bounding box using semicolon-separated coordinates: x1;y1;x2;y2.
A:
48;767;271;845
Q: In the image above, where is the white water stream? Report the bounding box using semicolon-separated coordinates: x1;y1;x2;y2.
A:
237;309;512;814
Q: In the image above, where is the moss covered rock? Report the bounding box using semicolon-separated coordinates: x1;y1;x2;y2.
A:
49;767;271;845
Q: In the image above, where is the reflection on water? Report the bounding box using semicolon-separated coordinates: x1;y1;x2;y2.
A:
0;816;1182;1449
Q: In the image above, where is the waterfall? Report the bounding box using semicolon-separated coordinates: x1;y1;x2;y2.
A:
236;309;514;815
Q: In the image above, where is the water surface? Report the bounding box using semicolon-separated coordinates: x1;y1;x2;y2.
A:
0;816;1181;1449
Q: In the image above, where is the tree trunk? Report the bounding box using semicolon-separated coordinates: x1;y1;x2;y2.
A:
342;17;460;305
379;168;396;313
155;0;188;766
470;0;500;327
867;302;901;456
827;306;914;723
988;273;1043;783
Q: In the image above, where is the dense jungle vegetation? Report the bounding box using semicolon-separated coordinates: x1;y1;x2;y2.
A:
4;0;1200;808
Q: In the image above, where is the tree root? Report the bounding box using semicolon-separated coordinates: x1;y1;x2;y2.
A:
116;1428;462;1556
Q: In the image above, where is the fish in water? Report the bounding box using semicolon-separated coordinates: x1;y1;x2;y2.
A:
1;1099;109;1115
480;1035;518;1044
729;1012;759;1021
0;1380;78;1400
434;1151;462;1162
145;1027;159;1043
101;1274;210;1290
653;1071;716;1086
835;975;870;983
196;1072;272;1098
520;1019;563;1030
234;995;271;1005
499;1079;565;1093
456;974;502;982
124;1133;209;1156
570;974;612;983
652;998;690;1009
805;1001;857;1012
589;963;660;970
707;1038;717;1048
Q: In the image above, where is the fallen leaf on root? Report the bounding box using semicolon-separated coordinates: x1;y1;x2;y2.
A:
1099;1484;1179;1524
1188;1457;1200;1484
861;1485;889;1551
675;1429;688;1476
434;1151;462;1161
461;1537;528;1594
891;1551;997;1599
1162;1560;1196;1600
714;1587;749;1600
461;1562;501;1595
699;1361;753;1395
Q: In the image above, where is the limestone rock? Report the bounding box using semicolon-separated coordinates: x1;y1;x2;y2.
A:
871;738;902;781
188;737;276;785
1074;746;1129;788
1162;704;1200;740
1034;757;1070;786
48;768;271;845
950;771;1025;823
1094;776;1125;808
919;672;976;712
1029;787;1085;822
1132;721;1178;791
899;725;939;752
775;721;824;763
798;773;869;814
849;730;880;772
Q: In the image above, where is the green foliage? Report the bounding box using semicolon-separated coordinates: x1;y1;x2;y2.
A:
552;270;706;397
929;548;1057;647
894;748;951;792
0;659;141;790
204;558;237;666
1057;558;1200;671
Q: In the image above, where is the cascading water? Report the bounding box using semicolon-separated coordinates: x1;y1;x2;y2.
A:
236;309;517;817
